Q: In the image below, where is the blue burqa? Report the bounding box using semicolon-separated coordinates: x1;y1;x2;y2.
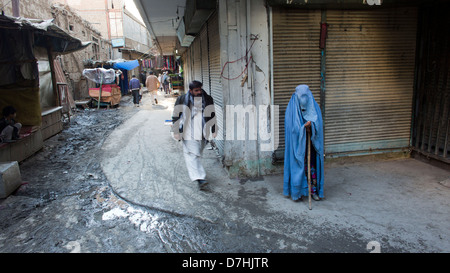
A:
283;85;324;200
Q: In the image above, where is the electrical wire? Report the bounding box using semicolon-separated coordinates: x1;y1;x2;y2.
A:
220;36;258;81
1;0;13;11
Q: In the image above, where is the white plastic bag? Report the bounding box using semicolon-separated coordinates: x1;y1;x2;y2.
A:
82;68;116;84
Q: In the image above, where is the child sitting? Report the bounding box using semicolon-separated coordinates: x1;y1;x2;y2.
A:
0;106;22;143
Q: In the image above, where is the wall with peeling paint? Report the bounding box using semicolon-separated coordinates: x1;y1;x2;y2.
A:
218;0;277;178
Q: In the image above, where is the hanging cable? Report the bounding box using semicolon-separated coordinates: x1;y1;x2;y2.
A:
220;35;258;81
0;0;13;12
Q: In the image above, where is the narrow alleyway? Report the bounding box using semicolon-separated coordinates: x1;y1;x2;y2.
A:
0;92;308;253
0;91;449;254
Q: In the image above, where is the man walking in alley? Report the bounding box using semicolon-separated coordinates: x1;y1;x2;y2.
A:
129;75;141;107
171;80;217;190
162;71;170;95
145;71;160;105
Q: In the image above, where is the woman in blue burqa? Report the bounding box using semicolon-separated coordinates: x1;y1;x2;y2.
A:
283;85;324;202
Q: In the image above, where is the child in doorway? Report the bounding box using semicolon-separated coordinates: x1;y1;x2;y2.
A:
0;106;22;143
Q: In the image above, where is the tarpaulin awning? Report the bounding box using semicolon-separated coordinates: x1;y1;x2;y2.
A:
0;15;91;54
0;14;92;126
113;60;140;70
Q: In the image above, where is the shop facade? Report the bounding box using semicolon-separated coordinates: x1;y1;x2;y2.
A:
178;0;449;177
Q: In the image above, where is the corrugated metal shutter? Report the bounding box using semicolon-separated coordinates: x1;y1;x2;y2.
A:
183;47;192;87
200;26;210;93
192;34;202;80
208;12;225;156
183;46;194;85
412;5;450;163
272;8;322;158
325;8;417;155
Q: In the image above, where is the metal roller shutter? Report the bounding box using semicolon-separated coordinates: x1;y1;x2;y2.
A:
192;34;202;80
412;6;450;163
272;8;322;158
208;12;225;156
325;8;417;155
184;46;192;87
200;26;210;93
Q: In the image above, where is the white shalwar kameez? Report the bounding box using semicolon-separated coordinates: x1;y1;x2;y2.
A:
182;98;207;182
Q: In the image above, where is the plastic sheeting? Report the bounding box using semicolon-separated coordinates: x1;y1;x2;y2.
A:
38;60;55;109
82;68;116;84
0;14;91;126
0;28;37;87
113;60;139;71
0;15;91;55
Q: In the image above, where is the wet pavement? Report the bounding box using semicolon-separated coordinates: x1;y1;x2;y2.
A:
0;91;449;255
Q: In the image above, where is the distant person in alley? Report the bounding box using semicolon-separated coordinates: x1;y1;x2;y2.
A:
129;75;141;107
283;85;324;202
171;80;217;190
162;71;170;95
145;71;160;105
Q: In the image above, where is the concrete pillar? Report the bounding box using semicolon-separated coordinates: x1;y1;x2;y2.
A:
219;0;274;177
12;0;20;17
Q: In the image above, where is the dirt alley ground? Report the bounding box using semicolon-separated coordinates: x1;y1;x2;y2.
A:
0;94;301;254
1;92;448;258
